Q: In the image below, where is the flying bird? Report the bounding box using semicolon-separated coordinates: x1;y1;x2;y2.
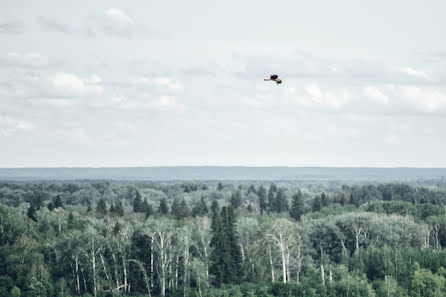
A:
264;74;282;84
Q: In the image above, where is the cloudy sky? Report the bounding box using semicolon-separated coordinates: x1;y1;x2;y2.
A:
1;0;446;167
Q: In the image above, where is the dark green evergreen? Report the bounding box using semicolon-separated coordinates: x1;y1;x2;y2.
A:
290;190;304;221
159;197;169;215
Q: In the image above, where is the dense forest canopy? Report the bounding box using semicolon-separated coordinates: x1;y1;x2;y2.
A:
1;180;446;297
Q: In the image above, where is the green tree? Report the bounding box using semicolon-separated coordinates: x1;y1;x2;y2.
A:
159;198;169;215
230;190;242;209
313;195;322;212
290;190;305;221
258;186;267;216
133;191;143;212
96;198;107;215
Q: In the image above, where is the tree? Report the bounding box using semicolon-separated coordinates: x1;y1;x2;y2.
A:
114;200;125;217
247;185;257;195
209;207;242;286
158;198;169;215
258;186;267;216
274;189;289;212
230;190;242;209
211;200;219;213
217;183;223;191
290;190;305;221
171;198;181;219
27;205;37;222
96;198;107;215
313;196;322;212
54;195;63;209
179;199;190;220
321;192;328;207
192;197;208;217
133;191;143;213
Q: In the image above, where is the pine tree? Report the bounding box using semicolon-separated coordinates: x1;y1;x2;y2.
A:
53;195;63;209
145;204;154;219
133;191;143;213
159;198;169;215
222;206;242;283
230;190;242;209
27;205;37;222
171;198;181;219
34;195;44;210
97;198;108;215
312;195;322;212
274;188;289;212
321;192;329;207
290;190;305;221
113;221;122;235
115;200;125;216
209;209;224;286
47;202;54;211
209;206;242;286
247;184;257;195
267;186;276;213
217;182;223;191
109;203;115;213
211;200;219;213
258;186;267;215
179;199;190;219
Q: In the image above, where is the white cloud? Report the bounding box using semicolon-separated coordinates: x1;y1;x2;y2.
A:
134;76;182;91
104;8;134;24
0;116;35;136
50;73;103;96
363;86;389;104
4;52;48;68
400;67;429;80
399;86;446;112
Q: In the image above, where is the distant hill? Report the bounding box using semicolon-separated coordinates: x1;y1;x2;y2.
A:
1;167;446;181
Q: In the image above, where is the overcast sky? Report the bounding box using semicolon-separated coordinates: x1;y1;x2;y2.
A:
1;0;446;167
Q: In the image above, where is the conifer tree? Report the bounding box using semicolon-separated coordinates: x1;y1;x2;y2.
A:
247;184;257;195
179;199;190;220
217;182;223;191
230;190;242;209
171;198;181;219
211;200;219;213
159;198;169;215
133;191;143;212
258;186;267;215
312;195;322;212
321;192;329;207
267;186;276;213
274;188;289;212
97;198;107;215
27;205;37;222
115;200;124;216
53;195;63;209
290;190;305;221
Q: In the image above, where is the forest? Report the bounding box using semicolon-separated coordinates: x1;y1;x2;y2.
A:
1;180;446;297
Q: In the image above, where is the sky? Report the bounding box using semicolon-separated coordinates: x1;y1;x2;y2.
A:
1;0;446;167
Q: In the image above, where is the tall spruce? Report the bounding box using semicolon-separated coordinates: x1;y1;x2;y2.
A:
274;188;289;212
97;198;107;215
290;190;305;221
159;198;169;215
312;195;322;212
230;190;242;209
209;206;242;286
258;186;267;215
133;191;143;212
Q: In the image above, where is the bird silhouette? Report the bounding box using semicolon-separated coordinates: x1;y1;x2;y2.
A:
264;74;282;84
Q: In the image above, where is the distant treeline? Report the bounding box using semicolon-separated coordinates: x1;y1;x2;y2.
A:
0;181;446;297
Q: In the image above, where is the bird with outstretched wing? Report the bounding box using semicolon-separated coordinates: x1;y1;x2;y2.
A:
264;74;282;84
